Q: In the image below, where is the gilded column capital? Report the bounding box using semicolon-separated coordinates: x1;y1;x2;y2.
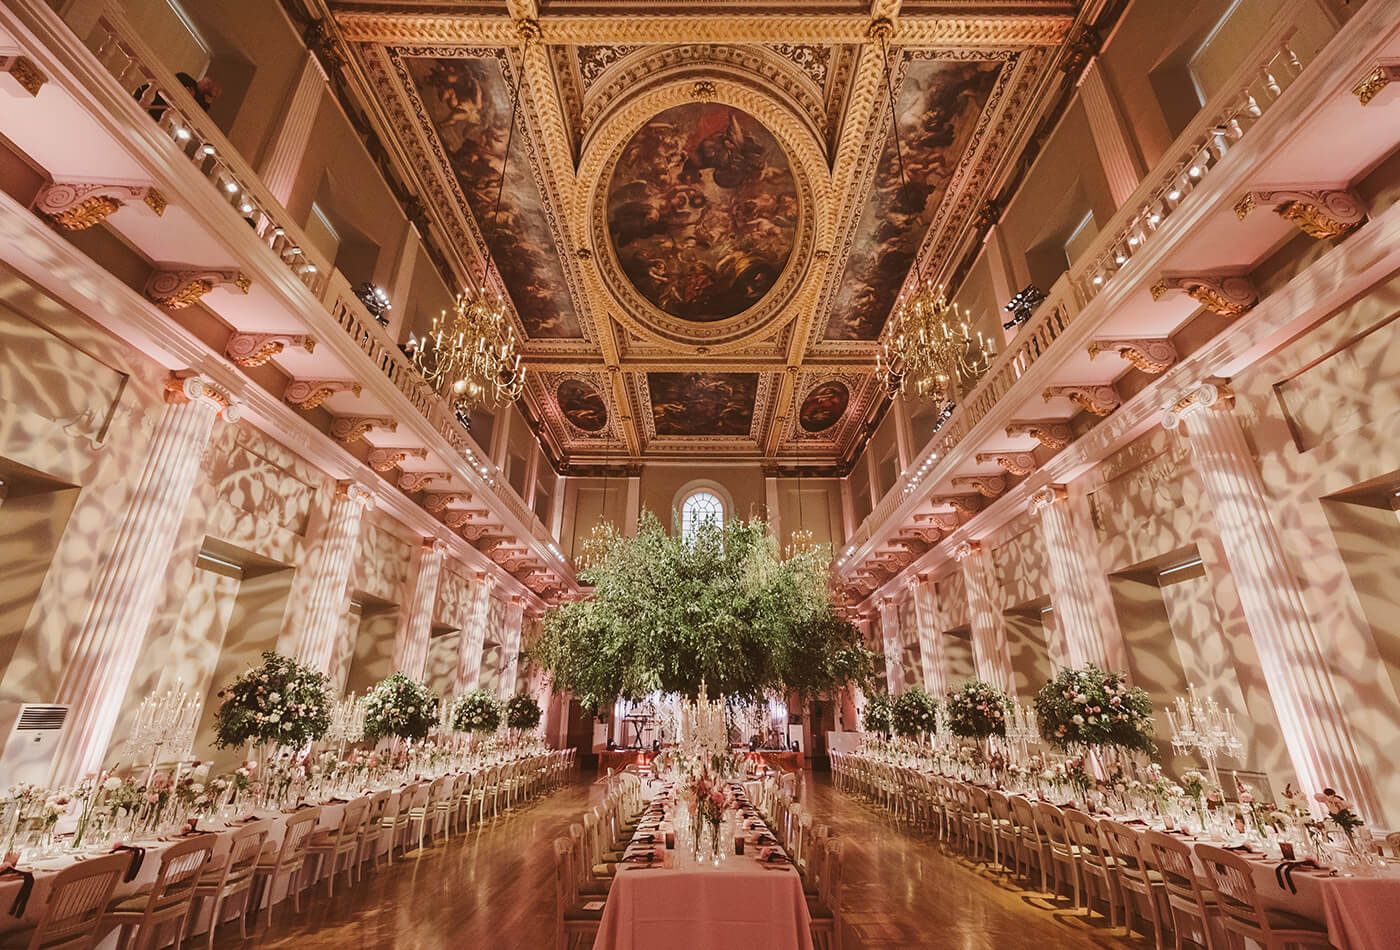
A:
1027;484;1068;515
426;538;450;556
335;480;375;509
1161;382;1235;431
163;371;240;421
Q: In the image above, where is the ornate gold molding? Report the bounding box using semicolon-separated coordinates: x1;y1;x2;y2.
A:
932;493;983;515
951;474;1006;498
424;492;468;513
33;182;166;231
1006;419;1073;450
1042;384;1120;416
283;378;361;411
1352;61;1400;106
0;55;46;97
145;268;251;310
225;332;315;367
1234;187;1366;239
398;471;451;493
444;509;474;529
1150;272;1257;318
366;447;429;472
915;512;960;532
1087;337;1177;374
329;415;397;444
974;451;1037;476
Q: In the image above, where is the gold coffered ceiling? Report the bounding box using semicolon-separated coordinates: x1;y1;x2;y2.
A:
311;0;1088;470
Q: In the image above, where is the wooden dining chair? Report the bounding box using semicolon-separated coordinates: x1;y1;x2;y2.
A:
1099;819;1167;950
305;796;369;898
1033;802;1082;910
1009;796;1049;891
0;851;128;950
101;832;216;950
1064;808;1120;929
248;805;321;928
1142;830;1221;950
186;818;271;948
1194;844;1331;950
356;790;392;880
807;837;844;950
552;838;602;950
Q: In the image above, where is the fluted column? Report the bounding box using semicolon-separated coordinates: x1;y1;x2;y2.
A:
258;55;323;204
1029;485;1127;671
1078;60;1143;207
497;596;526;700
1164;383;1380;818
294;481;373;674
876;597;902;695
49;373;237;783
954;541;1015;694
912;573;949;697
392;539;447;680
455;573;494;693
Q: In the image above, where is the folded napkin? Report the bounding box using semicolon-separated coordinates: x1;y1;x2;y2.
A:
111;844;145;883
1273;859;1327;894
761;851;789;864
1223;844;1255;853
623;852;655;864
0;867;34;918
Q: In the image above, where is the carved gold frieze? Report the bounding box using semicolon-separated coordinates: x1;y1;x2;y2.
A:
1234;187;1365;239
366;447;428;472
145;268;251;310
0;55;46;97
1150;273;1256;318
974;451;1037;476
225;332;315;367
951;474;1006;498
1042;384;1120;416
1352;61;1400;106
284;379;361;411
1087;337;1177;374
1006;419;1072;450
330;415;396;444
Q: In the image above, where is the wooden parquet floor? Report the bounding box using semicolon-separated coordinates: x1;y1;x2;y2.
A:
223;773;1150;949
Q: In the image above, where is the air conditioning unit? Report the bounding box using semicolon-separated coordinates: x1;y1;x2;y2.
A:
0;702;69;785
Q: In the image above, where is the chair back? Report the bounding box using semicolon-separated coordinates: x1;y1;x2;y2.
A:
132;833;217;936
1010;796;1040;844
29;851;129;949
337;796;371;842
1063;809;1110;874
1099;820;1152;893
1143;830;1213;910
987;790;1013;826
552;837;578;920
1033;801;1072;853
224;819;273;885
1194;843;1275;935
276;806;323;869
364;790;391;829
820;838;845;908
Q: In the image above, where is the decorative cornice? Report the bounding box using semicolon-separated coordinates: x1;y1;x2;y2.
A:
33;181;166;230
329;415;396;444
1234;187;1366;239
1150;272;1257;318
1042;384;1120;416
1006;419;1073;450
398;470;451;493
1087;337;1177;374
144;268;250;310
974;451;1037;476
0;55;46;97
284;378;361;411
225;332;315;367
1352;60;1400;105
162;371;239;420
366;446;428;472
1161;381;1235;430
950;474;1006;498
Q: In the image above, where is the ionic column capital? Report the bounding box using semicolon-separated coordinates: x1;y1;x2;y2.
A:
1028;484;1068;515
425;538;450;556
1161;382;1235;431
163;371;240;421
335;480;375;509
952;540;980;562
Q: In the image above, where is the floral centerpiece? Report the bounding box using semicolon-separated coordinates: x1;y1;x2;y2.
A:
891;688;939;740
505;693;543;732
861;693;893;736
681;771;733;860
1315;787;1366;851
213;652;332;750
452;688;503;734
1033;665;1155;754
945;680;1010;739
363;673;438;742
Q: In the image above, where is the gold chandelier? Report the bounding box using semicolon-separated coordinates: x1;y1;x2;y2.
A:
408;284;524;411
875;281;995;405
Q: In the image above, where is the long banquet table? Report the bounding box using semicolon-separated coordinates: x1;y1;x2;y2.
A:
593;786;812;950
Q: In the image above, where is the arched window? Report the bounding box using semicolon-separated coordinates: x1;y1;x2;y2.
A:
680;490;724;542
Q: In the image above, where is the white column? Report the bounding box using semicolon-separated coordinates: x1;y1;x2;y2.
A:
623;474;641;535
258;55;324;205
1164;383;1380;819
497;596;526;700
954;541;1015;695
392;539;447;680
455;573;495;693
294;481;373;674
876;597;902;695
764;475;781;541
839;478;856;541
1078;60;1144;208
912;573;949;697
1029;485;1127;671
892;394;914;471
49;373;237;783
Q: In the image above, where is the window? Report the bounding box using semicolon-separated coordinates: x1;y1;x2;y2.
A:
680;490;724;542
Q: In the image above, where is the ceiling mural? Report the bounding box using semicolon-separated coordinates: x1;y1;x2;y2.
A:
407;57;582;339
799;380;850;433
556;378;608;432
823;58;1003;341
606;104;800;323
649;372;759;437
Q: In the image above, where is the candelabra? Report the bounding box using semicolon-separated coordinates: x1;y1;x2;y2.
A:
1005;702;1039;762
128;681;201;786
1167;683;1243;790
676;684;731;778
326;692;366;757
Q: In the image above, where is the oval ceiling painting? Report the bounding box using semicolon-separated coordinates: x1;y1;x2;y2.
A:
606;103;799;323
799;381;850;433
556;379;608;432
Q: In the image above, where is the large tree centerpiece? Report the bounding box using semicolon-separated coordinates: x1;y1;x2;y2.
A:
532;513;875;709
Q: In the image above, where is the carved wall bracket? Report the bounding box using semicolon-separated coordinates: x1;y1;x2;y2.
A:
1234;187;1366;239
932;493;983;514
951;474;1006;498
1150;272;1257;317
915;512;960;531
1087;337;1177;374
33;181;166;230
329;415;397;443
225;332;315;367
1352;60;1400;105
423;492;469;513
1042;384;1121;416
1006;419;1073;450
145;268;250;310
284;379;361;411
398;471;451;493
974;451;1037;476
366;446;428;472
0;55;47;97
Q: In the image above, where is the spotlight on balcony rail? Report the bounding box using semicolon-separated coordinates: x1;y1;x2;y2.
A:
354;283;392;325
1002;283;1047;331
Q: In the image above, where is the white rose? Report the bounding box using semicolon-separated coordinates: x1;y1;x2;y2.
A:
102;777;122;792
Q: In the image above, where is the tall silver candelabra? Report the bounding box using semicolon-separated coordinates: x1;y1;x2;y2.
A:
326;693;366;755
1167;683;1243;790
128;680;201;785
1005;702;1039;762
